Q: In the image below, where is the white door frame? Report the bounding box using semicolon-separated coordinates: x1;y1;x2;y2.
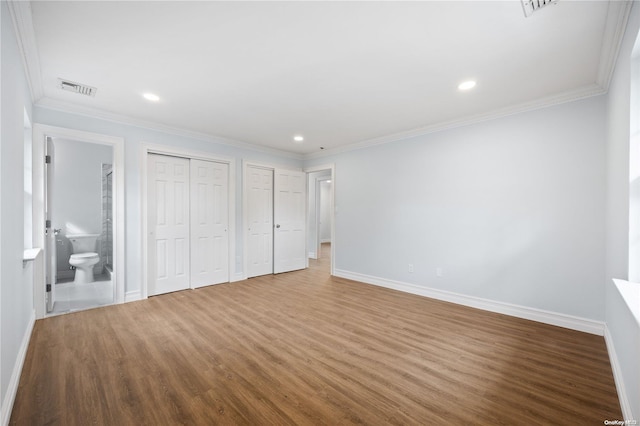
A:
304;164;335;276
242;161;304;279
318;178;333;244
32;124;125;319
140;143;236;299
307;175;326;260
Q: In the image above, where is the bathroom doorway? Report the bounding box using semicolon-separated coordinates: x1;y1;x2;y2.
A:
32;124;125;319
47;138;114;315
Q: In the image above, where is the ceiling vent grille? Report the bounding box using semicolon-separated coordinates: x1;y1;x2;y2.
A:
521;0;558;17
57;78;97;97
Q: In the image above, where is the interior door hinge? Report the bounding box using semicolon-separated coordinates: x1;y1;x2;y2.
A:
46;284;51;292
45;155;51;164
45;219;51;228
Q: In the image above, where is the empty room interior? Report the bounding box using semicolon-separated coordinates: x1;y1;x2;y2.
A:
2;0;640;424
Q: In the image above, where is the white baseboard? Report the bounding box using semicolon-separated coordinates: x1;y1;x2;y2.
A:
320;239;331;244
1;309;36;426
124;290;141;302
308;252;317;259
334;269;605;336
230;272;245;283
604;325;634;421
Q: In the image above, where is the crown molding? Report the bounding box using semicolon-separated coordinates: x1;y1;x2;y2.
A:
304;83;606;160
35;97;304;160
15;0;625;162
37;82;606;163
596;0;633;90
7;0;44;102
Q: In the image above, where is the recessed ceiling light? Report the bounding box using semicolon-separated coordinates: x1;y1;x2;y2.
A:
293;135;304;142
143;93;160;102
458;80;476;91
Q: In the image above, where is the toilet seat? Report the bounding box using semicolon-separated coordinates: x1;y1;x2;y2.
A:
70;252;99;260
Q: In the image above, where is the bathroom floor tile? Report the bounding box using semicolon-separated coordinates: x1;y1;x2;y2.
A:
50;278;114;316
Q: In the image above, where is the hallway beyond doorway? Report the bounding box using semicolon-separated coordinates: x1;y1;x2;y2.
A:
309;243;330;273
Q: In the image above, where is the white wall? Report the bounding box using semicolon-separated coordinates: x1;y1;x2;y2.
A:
1;1;35;421
33;107;303;296
306;95;607;321
3;1;635;421
52;138;112;276
605;1;640;420
23;115;32;250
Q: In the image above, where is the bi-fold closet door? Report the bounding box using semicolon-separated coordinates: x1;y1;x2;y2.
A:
245;165;306;278
147;154;229;296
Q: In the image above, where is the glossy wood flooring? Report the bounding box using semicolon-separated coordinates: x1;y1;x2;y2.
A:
11;244;621;425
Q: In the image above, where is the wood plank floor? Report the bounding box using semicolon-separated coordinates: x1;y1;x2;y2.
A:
11;244;621;425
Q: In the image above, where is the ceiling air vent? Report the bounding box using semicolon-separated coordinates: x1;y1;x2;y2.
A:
57;78;97;97
521;0;558;17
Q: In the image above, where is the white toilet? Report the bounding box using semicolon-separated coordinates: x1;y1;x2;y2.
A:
68;234;100;285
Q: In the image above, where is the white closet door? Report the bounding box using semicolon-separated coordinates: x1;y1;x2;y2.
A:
148;154;190;296
190;159;229;288
246;166;273;278
274;169;306;274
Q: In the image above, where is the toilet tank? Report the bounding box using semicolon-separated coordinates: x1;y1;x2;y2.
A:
68;234;99;253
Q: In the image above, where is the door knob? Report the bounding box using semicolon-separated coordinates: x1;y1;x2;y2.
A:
276;224;281;228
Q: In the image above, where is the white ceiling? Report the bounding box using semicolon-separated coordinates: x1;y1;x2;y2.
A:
15;1;629;156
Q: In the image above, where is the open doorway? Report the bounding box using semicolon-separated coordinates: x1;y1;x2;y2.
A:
305;164;335;274
47;138;114;315
32;124;125;319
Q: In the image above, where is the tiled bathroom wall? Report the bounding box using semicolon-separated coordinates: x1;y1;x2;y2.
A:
101;164;113;273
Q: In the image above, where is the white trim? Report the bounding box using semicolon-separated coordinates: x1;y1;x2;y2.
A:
32;124;125;318
36;98;303;161
304;164;336;276
0;4;3;420
305;84;605;160
612;279;640;326
333;269;605;335
303;164;336;175
141;144;236;299
311;177;322;264
144;143;235;165
243;160;302;173
7;1;44;102
604;324;634;421
1;309;35;426
313;177;335;260
31;126;45;318
38;85;606;164
230;272;245;283
596;0;633;90
12;0;629;163
124;290;141;303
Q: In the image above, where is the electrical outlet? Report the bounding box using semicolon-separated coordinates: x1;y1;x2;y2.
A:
436;267;443;277
408;264;414;273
